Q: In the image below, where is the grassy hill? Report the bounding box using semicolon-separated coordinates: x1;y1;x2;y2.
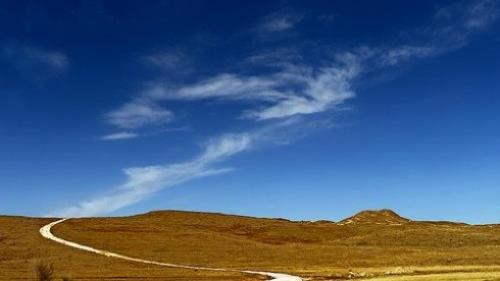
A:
49;209;500;280
2;209;500;280
338;209;411;225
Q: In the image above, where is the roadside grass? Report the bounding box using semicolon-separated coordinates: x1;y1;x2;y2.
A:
36;262;54;281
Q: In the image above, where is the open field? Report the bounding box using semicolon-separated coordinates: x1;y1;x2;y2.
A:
0;216;259;281
50;210;500;280
2;209;500;280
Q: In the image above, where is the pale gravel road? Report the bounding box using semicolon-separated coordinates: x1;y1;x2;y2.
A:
40;219;303;281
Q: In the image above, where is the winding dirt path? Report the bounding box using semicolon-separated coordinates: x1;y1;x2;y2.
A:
40;219;302;281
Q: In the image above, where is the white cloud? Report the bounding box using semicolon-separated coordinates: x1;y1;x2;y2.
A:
104;61;357;130
379;46;436;66
428;0;498;50
245;47;302;68
443;0;498;29
142;51;191;72
246;63;358;120
464;0;498;32
100;132;138;141
2;44;69;74
200;133;252;162
55;116;344;217
56;118;336;217
24;47;69;70
55;133;253;217
139;56;359;122
256;11;302;34
147;73;284;101
105;101;173;129
143;52;181;68
260;18;295;32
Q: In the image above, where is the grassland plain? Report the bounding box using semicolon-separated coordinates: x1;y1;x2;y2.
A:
0;216;261;281
48;209;500;280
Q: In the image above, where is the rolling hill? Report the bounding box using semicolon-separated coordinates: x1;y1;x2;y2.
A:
338;209;411;225
2;209;500;280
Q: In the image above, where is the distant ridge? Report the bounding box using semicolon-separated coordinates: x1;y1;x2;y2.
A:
339;209;410;225
80;209;477;226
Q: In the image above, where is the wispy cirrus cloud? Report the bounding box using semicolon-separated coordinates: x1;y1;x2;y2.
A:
132;54;360;122
105;101;173;129
2;44;69;75
378;46;436;67
435;0;497;30
255;10;303;34
100;131;139;141
362;0;498;69
412;0;498;52
244;47;302;68
142;51;192;73
56;117;326;217
104;57;359;131
56;133;253;217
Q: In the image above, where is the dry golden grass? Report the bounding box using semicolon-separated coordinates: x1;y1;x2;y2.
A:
358;270;500;280
0;215;260;281
49;210;500;280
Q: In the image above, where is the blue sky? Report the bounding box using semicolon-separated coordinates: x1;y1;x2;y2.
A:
1;0;499;223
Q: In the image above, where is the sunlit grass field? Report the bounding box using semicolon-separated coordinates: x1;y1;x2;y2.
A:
50;210;500;280
0;216;259;281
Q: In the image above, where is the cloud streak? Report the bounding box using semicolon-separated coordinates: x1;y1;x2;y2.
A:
138;55;360;122
105;101;173;129
418;0;498;52
57;117;327;217
100;132;139;141
142;51;192;73
2;44;69;77
56;133;253;217
256;10;302;34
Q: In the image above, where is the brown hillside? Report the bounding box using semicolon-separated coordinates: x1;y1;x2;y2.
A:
339;209;410;225
0;215;259;281
51;209;500;280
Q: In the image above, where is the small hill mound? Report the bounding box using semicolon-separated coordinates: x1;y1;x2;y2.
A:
339;209;410;225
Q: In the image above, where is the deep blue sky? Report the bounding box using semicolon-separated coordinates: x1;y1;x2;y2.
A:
1;0;499;223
